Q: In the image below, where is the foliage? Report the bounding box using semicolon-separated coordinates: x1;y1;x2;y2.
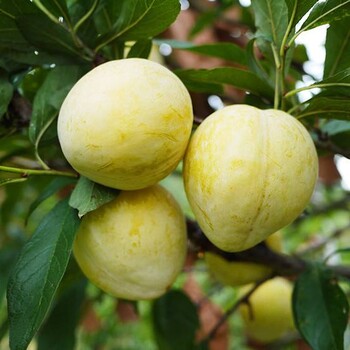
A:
1;0;350;349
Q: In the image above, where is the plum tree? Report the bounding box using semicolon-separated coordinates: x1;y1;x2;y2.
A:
58;58;193;190
184;105;318;252
73;185;187;300
2;1;350;349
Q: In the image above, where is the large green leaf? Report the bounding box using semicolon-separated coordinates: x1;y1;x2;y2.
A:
176;67;274;100
92;0;124;36
0;72;13;119
16;13;87;61
127;39;152;59
322;120;350;136
37;279;86;350
0;0;36;16
155;39;247;66
0;247;20;307
68;0;99;27
293;263;349;350
152;290;200;350
69;176;120;218
299;0;350;32
29;65;86;144
94;0;180;52
321;120;350;150
251;0;289;57
33;0;71;25
324;17;350;78
314;68;350;97
0;0;39;51
246;38;272;84
27;177;77;222
0;0;79;66
65;0;99;47
284;0;318;28
297;96;350;120
7;198;80;350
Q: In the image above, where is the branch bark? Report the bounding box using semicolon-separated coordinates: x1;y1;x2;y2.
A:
187;219;350;280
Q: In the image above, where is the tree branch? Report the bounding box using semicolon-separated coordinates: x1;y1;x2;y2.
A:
186;220;350;279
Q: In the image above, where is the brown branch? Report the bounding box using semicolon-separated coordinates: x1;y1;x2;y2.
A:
314;128;350;159
199;278;269;344
186;219;350;279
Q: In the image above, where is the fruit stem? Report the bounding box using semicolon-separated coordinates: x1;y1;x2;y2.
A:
279;0;297;111
271;44;281;109
0;165;78;178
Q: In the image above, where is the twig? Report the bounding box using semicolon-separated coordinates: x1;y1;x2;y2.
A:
315;139;350;160
296;224;350;256
314;128;350;159
199;278;269;344
186;219;350;279
0;165;78;178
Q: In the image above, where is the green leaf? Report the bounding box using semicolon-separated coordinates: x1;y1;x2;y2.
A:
0;247;20;307
68;0;99;29
324;17;350;78
155;39;247;66
251;0;289;57
322;120;350;136
16;13;87;61
127;39;152;59
152;290;200;350
284;0;318;28
20;67;49;103
29;65;86;144
298;68;350;98
27;177;77;222
0;319;8;343
0;0;39;51
69;176;120;218
176;67;274;100
0;72;13;119
37;279;86;350
0;0;76;66
293;263;349;350
66;0;99;47
299;0;350;32
33;0;71;25
297;96;350;120
95;0;180;52
319;119;350;150
7;198;80;350
246;38;272;84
